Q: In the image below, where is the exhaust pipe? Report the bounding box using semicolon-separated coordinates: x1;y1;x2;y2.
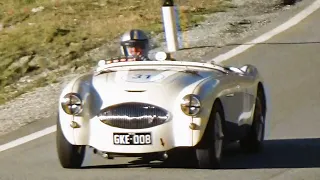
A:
162;152;169;160
92;149;114;159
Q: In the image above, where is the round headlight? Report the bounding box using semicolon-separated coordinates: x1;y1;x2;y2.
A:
181;94;201;116
61;93;83;115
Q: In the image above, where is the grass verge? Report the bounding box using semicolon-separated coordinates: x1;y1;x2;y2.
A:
0;0;235;104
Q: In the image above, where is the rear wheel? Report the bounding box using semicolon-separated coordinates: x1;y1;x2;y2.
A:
195;101;225;169
240;92;265;153
56;119;86;169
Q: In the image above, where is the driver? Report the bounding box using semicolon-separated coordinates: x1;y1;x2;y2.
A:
119;29;151;61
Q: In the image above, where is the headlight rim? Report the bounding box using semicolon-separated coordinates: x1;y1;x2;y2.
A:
180;94;201;116
61;92;83;115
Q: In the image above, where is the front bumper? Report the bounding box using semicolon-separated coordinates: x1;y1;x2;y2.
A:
70;115;195;153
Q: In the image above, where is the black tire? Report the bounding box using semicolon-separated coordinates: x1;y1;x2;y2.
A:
56;119;86;169
195;101;225;169
240;91;265;153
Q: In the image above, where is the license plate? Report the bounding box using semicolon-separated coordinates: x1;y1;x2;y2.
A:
113;132;152;145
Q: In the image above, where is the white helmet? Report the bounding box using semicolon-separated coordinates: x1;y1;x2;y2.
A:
120;29;150;57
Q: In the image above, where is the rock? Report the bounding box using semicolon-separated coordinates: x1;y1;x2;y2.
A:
179;6;190;13
54;28;70;36
119;5;139;11
70;42;80;47
238;19;251;25
70;66;76;73
8;56;32;70
28;56;49;69
31;6;45;13
283;0;296;5
19;75;31;83
75;66;86;73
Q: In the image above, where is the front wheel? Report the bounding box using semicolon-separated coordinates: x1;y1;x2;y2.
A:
195;101;225;169
56;119;86;169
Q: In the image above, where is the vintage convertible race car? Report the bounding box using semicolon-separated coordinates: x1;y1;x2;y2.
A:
56;52;267;169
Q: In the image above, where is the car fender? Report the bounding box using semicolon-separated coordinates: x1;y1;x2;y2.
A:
189;77;223;146
58;73;101;145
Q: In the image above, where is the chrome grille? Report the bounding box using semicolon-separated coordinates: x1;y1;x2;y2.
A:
98;103;170;129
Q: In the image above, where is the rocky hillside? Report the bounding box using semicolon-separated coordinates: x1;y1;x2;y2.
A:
0;0;236;105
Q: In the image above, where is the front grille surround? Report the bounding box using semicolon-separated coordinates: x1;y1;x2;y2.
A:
98;102;171;129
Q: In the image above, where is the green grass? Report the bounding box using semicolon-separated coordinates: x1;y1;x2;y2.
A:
0;0;235;104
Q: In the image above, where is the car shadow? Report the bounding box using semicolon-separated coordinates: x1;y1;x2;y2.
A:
81;138;320;170
221;138;320;169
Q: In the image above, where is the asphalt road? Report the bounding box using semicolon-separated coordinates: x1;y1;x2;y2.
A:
1;1;320;180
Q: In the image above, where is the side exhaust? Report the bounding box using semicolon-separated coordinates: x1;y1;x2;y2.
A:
162;152;169;160
93;149;114;159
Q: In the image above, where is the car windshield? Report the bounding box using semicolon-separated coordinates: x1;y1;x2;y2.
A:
95;65;226;76
95;61;228;75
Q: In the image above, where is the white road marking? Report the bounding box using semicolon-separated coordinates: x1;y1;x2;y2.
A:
0;125;56;152
1;0;320;153
210;0;320;64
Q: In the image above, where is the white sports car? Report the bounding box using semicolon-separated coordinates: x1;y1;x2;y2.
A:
56;52;267;169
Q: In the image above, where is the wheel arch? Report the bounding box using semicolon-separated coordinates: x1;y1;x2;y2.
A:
195;97;226;148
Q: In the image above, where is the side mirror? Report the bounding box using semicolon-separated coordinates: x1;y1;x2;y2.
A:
240;65;248;72
225;66;245;74
239;64;257;75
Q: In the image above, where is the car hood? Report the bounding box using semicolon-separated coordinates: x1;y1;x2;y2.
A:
91;69;212;109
